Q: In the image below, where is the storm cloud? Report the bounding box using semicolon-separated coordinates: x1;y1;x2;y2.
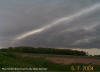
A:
0;0;100;49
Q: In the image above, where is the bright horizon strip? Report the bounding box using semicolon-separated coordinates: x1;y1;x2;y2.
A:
14;3;100;42
57;48;100;56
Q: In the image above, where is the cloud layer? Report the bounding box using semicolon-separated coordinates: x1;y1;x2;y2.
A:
0;0;100;49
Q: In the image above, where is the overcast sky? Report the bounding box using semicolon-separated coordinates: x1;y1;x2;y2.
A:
0;0;100;49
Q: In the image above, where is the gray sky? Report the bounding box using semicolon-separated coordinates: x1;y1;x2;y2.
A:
0;0;100;49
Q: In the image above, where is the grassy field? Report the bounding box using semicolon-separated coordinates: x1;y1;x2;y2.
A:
0;52;68;72
0;52;100;72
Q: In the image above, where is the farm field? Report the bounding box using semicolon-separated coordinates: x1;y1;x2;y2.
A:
0;52;100;72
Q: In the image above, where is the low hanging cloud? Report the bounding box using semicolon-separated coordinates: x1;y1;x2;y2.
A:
72;37;97;45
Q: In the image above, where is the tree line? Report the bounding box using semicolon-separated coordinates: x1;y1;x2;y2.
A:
0;46;87;56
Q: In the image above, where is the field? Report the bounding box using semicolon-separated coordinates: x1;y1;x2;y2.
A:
0;52;100;72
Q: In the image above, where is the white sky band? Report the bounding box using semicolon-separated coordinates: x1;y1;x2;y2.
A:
14;3;100;42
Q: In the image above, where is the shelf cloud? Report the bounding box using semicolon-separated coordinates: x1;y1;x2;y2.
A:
15;3;100;41
0;0;100;51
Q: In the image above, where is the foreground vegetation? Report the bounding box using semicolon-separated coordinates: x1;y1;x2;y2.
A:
0;46;100;71
0;52;67;71
0;52;100;72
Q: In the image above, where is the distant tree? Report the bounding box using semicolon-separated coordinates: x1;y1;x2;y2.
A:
6;46;87;56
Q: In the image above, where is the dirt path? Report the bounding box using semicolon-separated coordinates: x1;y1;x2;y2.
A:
46;57;100;65
15;53;100;65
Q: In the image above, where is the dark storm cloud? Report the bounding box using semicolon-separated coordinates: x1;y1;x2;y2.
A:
0;0;100;48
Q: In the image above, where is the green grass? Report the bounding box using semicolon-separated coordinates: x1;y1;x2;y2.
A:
0;52;100;72
0;52;68;71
